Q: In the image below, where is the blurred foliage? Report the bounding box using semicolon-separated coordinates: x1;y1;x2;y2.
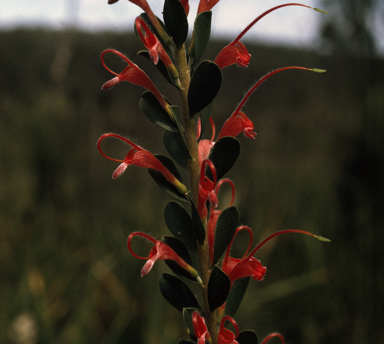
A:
0;28;383;343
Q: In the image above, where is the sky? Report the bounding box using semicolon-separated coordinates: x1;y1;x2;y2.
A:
0;0;327;49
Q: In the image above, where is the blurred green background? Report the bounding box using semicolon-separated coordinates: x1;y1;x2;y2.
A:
1;2;384;342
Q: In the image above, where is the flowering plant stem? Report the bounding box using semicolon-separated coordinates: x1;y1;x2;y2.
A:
99;1;329;343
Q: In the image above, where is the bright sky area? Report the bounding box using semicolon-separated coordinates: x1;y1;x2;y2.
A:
1;0;328;49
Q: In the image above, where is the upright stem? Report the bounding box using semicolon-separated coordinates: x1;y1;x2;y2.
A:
174;44;217;344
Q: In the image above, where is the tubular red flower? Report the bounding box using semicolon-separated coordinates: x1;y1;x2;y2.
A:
218;316;239;344
222;228;326;284
135;17;179;79
261;333;285;344
97;133;187;193
219;66;315;141
214;4;315;69
217;111;256;140
127;232;199;278
214;41;251;69
100;49;172;116
193;312;211;344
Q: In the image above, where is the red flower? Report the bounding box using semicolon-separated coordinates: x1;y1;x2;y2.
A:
214;3;322;69
97;133;187;194
217;111;256;140
218;65;324;140
135;17;179;79
222;228;328;284
261;333;285;344
218;316;239;344
214;41;251;69
192;312;211;344
198;117;216;165
127;232;200;279
101;49;173;118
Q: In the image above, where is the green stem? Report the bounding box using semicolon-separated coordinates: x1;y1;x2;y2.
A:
174;44;217;344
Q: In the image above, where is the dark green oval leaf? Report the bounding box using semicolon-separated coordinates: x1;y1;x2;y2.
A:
190;11;212;66
163;0;188;47
159;273;201;312
188;60;222;117
188;195;206;244
164;202;197;253
139;91;178;132
208;266;231;311
212;206;240;267
148;154;188;202
237;330;258;344
225;277;250;317
164;131;190;170
206;136;241;181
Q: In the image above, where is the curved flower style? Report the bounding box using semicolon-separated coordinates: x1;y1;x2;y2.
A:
261;333;285;344
193;312;211;344
218;316;239;344
97;133;187;194
101;49;173;118
135;17;179;79
128;232;199;279
222;228;329;284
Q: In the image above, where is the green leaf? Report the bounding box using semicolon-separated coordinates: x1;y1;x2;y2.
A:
237;330;259;344
159;273;201;312
139;92;178;132
163;0;189;47
212;206;239;266
183;308;200;341
162;236;199;283
188;195;206;244
225;277;250;317
163;131;190;170
188;60;222;117
206;136;241;180
208;266;231;311
190;11;212;65
164;202;197;253
148;155;188;202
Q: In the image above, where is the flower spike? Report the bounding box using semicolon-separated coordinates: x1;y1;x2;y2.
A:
97;133;187;194
127;232;200;279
